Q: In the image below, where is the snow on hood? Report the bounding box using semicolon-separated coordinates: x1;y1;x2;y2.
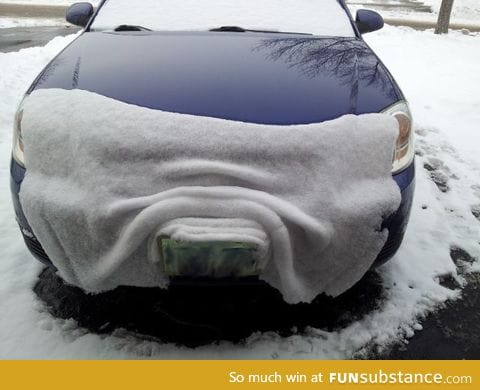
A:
19;88;400;304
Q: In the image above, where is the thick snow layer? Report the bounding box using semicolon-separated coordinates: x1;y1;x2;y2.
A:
91;0;355;37
20;89;399;304
0;26;479;358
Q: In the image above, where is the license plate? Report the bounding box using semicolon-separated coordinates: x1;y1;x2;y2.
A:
160;238;259;278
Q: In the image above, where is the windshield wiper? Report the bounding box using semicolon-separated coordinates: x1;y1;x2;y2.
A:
209;26;312;35
114;25;152;32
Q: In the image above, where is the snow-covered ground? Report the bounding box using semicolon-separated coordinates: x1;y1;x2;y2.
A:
424;0;480;24
0;0;100;28
0;26;479;358
349;0;480;26
0;0;99;5
0;17;63;28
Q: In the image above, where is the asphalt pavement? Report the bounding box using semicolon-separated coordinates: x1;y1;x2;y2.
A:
0;25;79;52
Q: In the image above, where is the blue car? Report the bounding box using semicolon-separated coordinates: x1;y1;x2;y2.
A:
11;0;414;294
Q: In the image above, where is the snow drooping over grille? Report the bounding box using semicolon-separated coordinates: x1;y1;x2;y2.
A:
91;0;355;37
19;88;400;303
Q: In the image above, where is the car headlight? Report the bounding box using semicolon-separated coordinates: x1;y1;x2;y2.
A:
12;104;25;168
382;101;414;174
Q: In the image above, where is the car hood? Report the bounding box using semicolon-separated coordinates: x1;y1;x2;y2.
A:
30;31;402;125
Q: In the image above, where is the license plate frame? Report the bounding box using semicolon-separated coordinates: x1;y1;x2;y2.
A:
160;238;259;278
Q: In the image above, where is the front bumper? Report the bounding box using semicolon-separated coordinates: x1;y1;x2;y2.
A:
10;158;415;269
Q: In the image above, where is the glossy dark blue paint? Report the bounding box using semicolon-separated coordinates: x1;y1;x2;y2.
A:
356;10;385;34
29;32;402;125
10;160;29;229
66;2;94;28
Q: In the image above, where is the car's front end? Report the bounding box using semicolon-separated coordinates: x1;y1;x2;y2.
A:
10;0;415;301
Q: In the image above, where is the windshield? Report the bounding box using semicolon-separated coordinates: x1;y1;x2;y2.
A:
91;0;355;37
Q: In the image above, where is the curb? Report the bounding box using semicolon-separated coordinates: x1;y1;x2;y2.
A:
384;17;480;32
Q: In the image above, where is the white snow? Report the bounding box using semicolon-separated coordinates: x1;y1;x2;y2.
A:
0;0;99;5
91;0;355;37
423;0;480;24
20;88;400;304
0;17;65;28
0;27;479;358
348;0;480;26
365;26;480;169
0;0;100;27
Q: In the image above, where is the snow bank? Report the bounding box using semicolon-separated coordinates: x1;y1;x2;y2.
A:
91;0;355;37
20;88;400;304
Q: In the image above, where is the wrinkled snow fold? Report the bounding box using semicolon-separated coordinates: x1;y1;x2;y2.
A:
20;89;400;303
